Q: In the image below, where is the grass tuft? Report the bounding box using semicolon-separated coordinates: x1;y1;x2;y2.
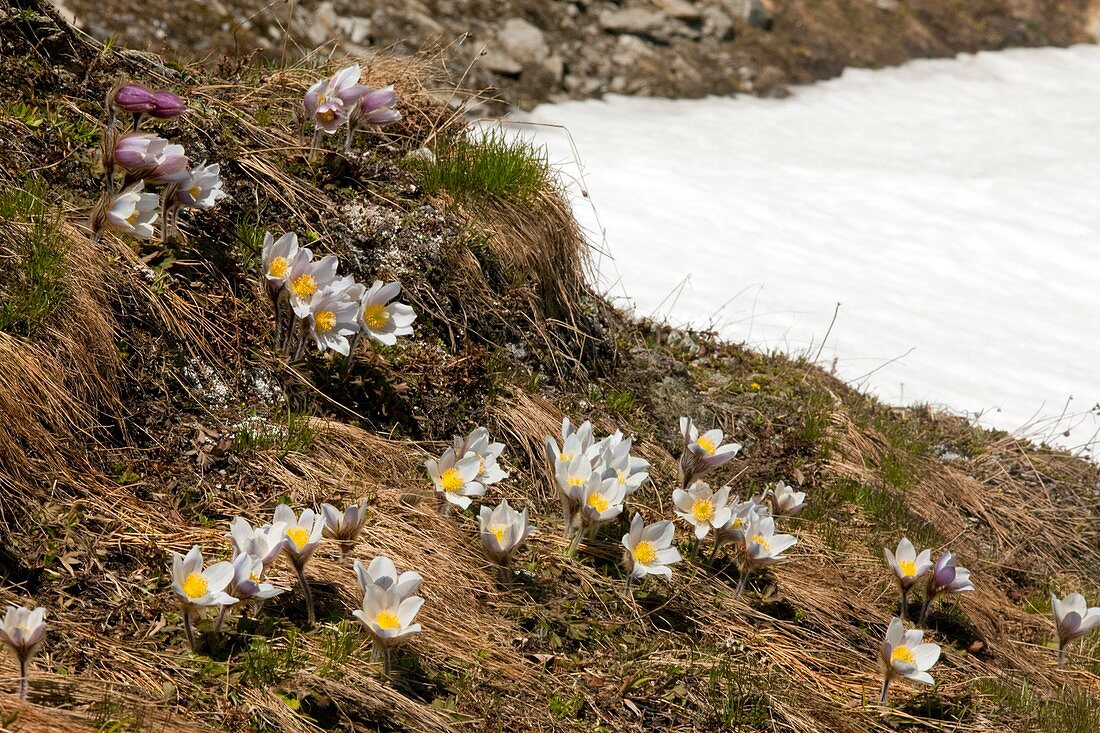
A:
414;128;551;203
0;176;70;336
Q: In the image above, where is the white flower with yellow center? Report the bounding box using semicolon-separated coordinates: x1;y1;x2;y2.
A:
174;162;226;209
479;499;535;571
734;512;797;597
885;537;932;621
716;496;770;552
594;432;649;495
103;182;159;239
878;617;941;704
673;480;733;540
454;426;508;486
261;231;301;298
580;476;625;532
229;553;286;603
356;280;416;345
545;418;596;474
169;545;236;648
353;584;423;674
226;517;287;571
320;500;370;556
354;556;423;602
678;416;741;489
769;480;807;517
425;447;484;512
0;605;47;700
622;513;681;582
273;503;325;624
308;282;361;356
285;252;339;319
1051;591;1100;668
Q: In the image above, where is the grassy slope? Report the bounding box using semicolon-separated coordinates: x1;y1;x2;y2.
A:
0;2;1098;732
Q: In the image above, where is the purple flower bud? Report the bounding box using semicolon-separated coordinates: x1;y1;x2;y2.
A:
352;86;402;129
932;552;957;588
149;91;186;119
114;83;156;113
337;84;372;106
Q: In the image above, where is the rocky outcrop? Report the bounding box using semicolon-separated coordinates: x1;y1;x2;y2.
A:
57;0;1096;110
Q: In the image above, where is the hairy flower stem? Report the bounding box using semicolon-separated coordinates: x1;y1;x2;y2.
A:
566;530;584;557
919;596;933;626
1058;645;1067;669
18;656;28;702
879;676;891;705
900;588;909;622
214;605;228;633
733;567;752;599
182;610;196;650
294;563;315;625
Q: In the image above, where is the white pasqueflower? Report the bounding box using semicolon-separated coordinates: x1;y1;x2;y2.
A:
920;551;974;624
353;584;423;674
261;232;302;298
679;416;741;488
308;283;360;356
769;480;806;516
454;426;508;486
304;63;365;134
357;280;416;345
1051;592;1100;668
229;553;286;603
274;503;326;624
479;499;535;568
0;605;47;701
735;512;797;597
425;447;484;512
174;162;226;209
594;432;649;495
716;496;770;551
554;452;596;537
622;514;681;582
103;182;159;239
226;517;287;570
672;480;732;540
579;476;626;532
170;545;236;648
546;418;596;470
885;537;932;620
286;252;339;318
320;500;370;550
353;556;423;602
879;617;941;704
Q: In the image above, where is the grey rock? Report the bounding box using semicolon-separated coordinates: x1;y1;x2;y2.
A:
542;54;566;82
497;17;550;64
865;0;900;10
656;0;701;21
599;8;667;36
482;50;523;75
701;6;734;40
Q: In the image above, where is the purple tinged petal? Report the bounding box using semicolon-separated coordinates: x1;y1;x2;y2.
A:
149;90;186;118
114;83;156;112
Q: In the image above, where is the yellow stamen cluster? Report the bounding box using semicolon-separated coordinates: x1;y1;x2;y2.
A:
616;470;628;486
268;256;289;278
559;452;573;463
898;560;917;576
362;303;390;330
317;108;337;124
586;493;610;513
633;540;656;564
291;274;318;300
567;475;586;488
182;572;208;599
286;526;310;550
375;610;400;630
314;310;337;333
490;524;507;546
440;468;464;493
695;435;717;456
891;646;916;665
126;208;141;225
692;499;715;523
750;533;770;551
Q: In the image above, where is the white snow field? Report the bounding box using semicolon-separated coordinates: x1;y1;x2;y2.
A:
513;44;1100;454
